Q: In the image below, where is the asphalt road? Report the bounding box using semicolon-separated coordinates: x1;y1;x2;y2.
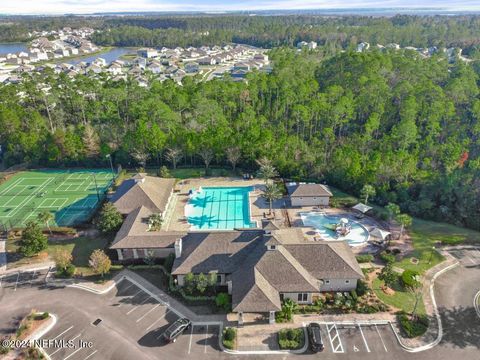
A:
0;248;478;360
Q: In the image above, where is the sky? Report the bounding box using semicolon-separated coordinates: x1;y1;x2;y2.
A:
1;0;480;15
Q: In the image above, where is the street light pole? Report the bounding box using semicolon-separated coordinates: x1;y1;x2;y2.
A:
428;246;436;264
106;154;115;182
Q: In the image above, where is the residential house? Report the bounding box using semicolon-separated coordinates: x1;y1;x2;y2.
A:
171;228;363;324
109;173;176;217
184;62;199;73
198;57;216;66
287;183;333;207
138;48;158;58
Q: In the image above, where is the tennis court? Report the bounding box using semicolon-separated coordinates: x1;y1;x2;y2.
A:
0;169;115;229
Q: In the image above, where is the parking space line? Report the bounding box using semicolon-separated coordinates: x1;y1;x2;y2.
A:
136;304;160;322
52;325;74;339
14;272;20;291
64;346;84;360
118;282;135;294
375;325;388;352
49;332;82;357
204;325;208;353
118;289;143;307
29;270;36;286
83;350;98;360
0;275;3;288
325;323;344;353
188;325;194;354
145;310;169;331
126;296;152;315
358;324;370;352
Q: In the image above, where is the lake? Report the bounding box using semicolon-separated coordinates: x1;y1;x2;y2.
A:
68;47;136;65
0;43;27;56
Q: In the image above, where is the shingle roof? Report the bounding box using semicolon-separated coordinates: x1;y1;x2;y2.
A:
172;228;362;313
232;268;281;312
171;230;264;275
110;206;186;249
285;242;364;280
110;174;175;215
288;183;333;197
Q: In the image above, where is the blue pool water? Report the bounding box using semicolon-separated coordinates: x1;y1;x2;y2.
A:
186;186;254;230
301;212;369;246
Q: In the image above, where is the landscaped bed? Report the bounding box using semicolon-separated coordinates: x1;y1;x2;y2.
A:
277;328;305;350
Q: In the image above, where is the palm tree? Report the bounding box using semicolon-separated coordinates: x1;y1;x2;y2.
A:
37;211;54;234
360;184;376;205
257;163;278;184
262;183;282;215
148;213;163;231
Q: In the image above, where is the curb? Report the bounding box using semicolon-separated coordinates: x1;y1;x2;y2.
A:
474;291;480;319
390;261;459;353
68;280;118;294
29;312;57;360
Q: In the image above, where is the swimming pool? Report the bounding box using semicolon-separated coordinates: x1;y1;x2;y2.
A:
185;186;255;230
300;212;369;246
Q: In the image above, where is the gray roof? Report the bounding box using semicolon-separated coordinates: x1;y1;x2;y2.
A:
110;174;175;215
171;230;264;275
173;228;362;313
110;206;186;249
287;183;333;197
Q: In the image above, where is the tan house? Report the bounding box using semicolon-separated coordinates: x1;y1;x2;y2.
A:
109;173;175;216
287;183;333;207
171;227;363;324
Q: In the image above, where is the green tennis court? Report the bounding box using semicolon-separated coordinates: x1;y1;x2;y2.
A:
0;169;115;229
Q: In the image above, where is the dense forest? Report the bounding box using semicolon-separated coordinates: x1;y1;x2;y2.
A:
3;14;480;53
0;48;479;230
93;15;480;51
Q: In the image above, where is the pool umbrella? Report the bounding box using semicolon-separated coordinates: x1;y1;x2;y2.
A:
340;218;349;224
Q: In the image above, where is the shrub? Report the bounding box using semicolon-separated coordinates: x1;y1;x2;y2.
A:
401;270;420;288
163;253;175;274
278;328;304;350
356;280;369;297
222;327;236;350
356;254;374;263
380;251;396;264
215;293;230;311
398;312;429;338
158;166;171;178
56;263;76;278
89;249;111;277
378;264;398;288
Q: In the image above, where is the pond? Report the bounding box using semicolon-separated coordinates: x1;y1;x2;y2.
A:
0;43;27;56
67;47;136;65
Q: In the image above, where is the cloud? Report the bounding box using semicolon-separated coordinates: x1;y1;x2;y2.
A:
1;0;480;15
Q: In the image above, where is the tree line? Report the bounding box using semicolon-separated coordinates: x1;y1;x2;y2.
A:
0;48;479;230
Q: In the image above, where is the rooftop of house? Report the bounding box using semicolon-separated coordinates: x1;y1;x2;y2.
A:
172;227;363;313
111;205;186;249
109;173;175;215
287;183;333;197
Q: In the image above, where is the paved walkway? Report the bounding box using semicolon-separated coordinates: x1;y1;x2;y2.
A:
0;233;6;273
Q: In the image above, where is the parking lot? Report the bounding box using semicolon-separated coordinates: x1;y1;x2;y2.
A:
39;278;220;360
304;322;399;355
448;248;480;267
0;267;51;292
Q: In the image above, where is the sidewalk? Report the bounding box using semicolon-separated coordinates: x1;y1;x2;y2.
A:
0;234;6;273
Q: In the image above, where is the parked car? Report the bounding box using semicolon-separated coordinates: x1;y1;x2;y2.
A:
307;323;324;352
162;318;192;343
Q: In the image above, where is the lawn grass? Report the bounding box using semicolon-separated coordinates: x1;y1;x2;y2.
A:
395;218;480;274
372;277;426;315
6;236;109;273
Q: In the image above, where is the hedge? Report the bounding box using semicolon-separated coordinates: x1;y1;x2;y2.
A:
401;270;420;288
222;327;236;350
356;254;374;263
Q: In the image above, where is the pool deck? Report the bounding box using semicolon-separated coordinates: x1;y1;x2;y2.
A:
165;177;271;231
163;177;387;254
